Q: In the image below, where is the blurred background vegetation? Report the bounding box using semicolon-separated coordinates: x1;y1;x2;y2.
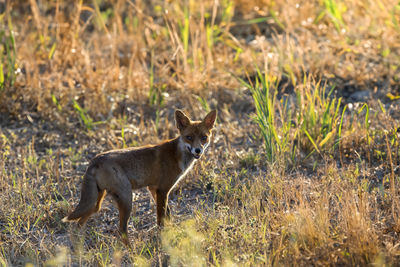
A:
1;0;399;117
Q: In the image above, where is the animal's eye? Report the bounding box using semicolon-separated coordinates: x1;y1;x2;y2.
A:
186;136;193;141
201;135;207;141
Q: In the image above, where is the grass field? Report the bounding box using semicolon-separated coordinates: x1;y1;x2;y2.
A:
1;0;400;265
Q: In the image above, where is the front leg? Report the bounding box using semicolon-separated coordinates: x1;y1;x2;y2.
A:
149;187;171;218
155;190;169;226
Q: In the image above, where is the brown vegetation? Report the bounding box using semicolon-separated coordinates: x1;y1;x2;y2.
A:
0;0;400;265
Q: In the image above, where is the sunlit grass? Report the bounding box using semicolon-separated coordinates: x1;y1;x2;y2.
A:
1;0;400;265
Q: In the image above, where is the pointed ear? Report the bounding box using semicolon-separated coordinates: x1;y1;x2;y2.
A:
203;110;217;129
175;110;191;130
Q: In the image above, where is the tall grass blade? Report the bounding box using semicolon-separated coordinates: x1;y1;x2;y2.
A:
304;129;320;154
0;63;4;90
182;5;190;54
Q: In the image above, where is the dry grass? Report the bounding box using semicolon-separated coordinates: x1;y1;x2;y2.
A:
1;0;400;265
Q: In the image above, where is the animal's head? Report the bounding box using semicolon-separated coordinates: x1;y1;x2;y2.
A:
175;109;217;159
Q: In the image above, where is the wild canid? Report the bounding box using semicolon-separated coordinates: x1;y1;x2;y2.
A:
63;109;217;243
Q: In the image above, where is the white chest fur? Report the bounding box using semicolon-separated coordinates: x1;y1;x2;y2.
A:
179;160;195;179
172;138;197;190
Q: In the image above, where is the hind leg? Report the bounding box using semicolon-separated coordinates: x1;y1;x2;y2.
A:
117;194;132;235
111;187;132;244
117;197;132;245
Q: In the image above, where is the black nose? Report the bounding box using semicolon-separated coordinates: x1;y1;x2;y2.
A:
195;148;201;154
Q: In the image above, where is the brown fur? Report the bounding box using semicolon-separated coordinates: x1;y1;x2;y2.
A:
63;109;217;244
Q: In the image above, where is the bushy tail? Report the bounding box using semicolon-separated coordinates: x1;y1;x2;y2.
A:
63;171;98;224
